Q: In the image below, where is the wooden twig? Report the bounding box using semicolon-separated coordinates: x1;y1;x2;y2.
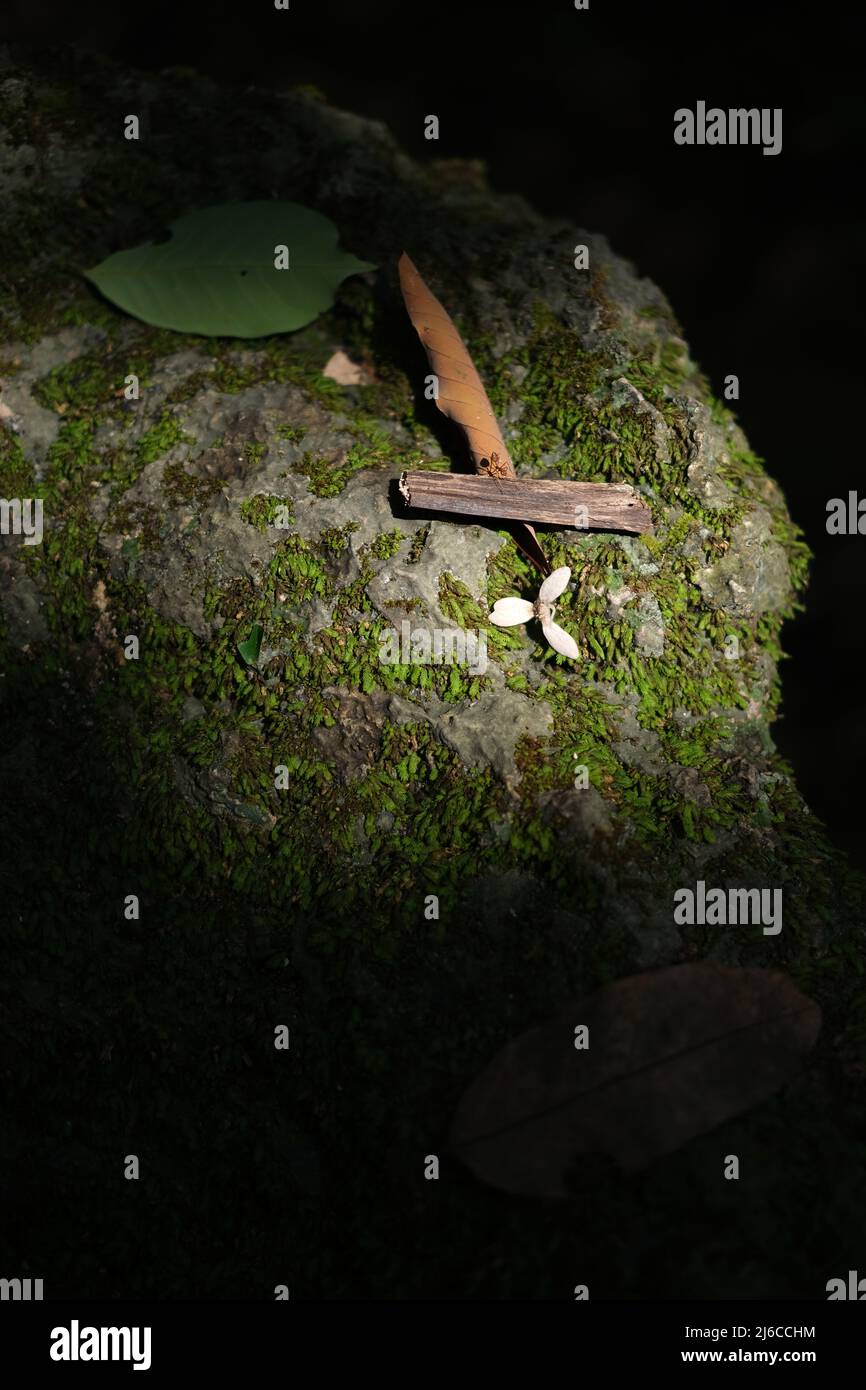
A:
398;471;653;535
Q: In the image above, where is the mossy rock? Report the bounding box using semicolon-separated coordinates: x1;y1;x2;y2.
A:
1;47;863;1299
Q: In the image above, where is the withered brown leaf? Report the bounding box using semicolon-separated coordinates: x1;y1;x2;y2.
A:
450;963;821;1197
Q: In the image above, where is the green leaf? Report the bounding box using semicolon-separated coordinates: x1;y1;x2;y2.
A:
237;624;263;666
84;202;375;337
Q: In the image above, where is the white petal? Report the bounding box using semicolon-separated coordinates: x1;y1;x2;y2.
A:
539;566;572;603
542;619;580;660
489;597;534;627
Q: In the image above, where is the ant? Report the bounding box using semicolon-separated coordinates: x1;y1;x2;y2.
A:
478;449;511;483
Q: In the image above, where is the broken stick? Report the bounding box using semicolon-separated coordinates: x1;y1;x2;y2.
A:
398;471;653;535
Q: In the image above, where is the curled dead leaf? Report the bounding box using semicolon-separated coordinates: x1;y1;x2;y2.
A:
398;252;550;577
398;252;513;472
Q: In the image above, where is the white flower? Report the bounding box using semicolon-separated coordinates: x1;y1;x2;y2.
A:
488;566;579;660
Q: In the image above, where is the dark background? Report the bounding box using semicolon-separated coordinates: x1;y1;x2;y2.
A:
6;0;865;866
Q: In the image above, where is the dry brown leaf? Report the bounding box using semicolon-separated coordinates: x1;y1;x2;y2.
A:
398;252;514;471
398;252;550;576
322;349;370;386
450;963;821;1196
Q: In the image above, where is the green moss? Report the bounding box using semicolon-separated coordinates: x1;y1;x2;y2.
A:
407;523;430;564
239;495;295;531
165;369;211;405
90;537;505;914
0;351;23;378
0;423;35;496
289;82;327;101
293;449;354;498
137;410;194;467
292;417;427;498
14;421;106;640
203;330;344;409
717;421;812;598
244;441;266;468
369;528;403;560
33;347;151;419
276;424;307;445
161;458;223;508
479;303;612;469
439;569;522;662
